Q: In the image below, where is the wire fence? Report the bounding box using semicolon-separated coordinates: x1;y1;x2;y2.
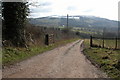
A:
90;36;120;50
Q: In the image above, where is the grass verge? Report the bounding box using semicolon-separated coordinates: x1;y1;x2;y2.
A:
92;39;120;49
2;38;79;66
83;39;120;78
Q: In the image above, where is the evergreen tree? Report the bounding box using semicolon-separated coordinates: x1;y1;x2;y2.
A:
2;2;29;47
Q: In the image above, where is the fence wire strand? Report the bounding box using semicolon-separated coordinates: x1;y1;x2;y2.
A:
91;36;120;50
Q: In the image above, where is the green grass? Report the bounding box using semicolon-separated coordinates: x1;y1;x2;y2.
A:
118;40;120;49
72;27;102;35
83;39;120;78
93;39;120;49
2;38;79;66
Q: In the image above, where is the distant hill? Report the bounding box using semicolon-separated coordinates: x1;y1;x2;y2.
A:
29;15;118;30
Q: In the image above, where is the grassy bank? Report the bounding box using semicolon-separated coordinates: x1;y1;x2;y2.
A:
83;39;120;78
3;38;79;66
92;39;120;49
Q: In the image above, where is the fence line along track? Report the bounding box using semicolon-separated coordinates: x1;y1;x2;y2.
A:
90;36;120;50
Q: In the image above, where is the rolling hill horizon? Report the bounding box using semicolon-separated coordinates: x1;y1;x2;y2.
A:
29;15;118;31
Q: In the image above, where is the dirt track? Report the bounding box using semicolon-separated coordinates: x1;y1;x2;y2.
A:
3;40;107;78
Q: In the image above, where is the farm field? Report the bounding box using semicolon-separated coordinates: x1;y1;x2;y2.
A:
83;39;120;78
92;39;120;49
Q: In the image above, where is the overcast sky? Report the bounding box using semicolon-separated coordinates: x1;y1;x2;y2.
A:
29;0;119;20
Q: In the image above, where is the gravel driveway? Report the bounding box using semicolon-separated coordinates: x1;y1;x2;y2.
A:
3;40;107;78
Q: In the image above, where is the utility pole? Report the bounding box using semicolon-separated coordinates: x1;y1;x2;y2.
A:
67;14;69;28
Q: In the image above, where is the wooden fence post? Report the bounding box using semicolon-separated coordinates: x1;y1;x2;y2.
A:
45;34;49;45
102;37;104;48
90;36;93;47
52;34;55;43
115;37;117;49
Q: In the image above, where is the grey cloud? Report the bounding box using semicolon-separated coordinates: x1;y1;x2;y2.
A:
83;9;94;13
29;1;52;7
31;8;52;13
30;1;52;13
67;6;77;11
40;2;52;6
